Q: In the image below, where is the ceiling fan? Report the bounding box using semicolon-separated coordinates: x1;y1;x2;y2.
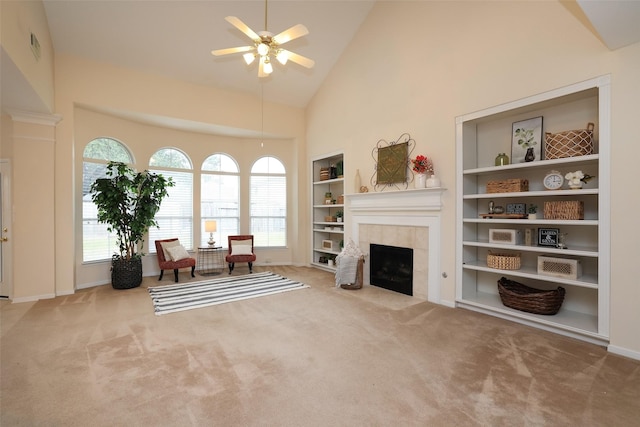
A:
211;0;315;77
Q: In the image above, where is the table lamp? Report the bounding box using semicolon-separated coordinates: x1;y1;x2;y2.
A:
205;220;217;246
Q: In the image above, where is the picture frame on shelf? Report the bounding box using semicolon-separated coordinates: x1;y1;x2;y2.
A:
538;228;560;247
322;240;333;250
512;116;543;163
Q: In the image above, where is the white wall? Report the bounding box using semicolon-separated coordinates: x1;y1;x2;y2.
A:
306;1;640;355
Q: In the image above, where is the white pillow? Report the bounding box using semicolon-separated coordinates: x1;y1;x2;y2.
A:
231;240;253;255
160;240;180;260
166;245;191;261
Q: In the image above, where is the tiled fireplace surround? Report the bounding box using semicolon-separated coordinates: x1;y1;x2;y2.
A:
346;188;445;303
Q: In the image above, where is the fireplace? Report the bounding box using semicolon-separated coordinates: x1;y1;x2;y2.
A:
345;188;445;303
370;244;413;296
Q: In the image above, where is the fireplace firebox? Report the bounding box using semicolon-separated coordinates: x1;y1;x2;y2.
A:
369;243;413;296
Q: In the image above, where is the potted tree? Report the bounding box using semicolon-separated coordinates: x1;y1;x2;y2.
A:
90;162;174;289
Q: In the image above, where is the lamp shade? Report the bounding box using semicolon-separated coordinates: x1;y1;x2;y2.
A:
205;220;217;233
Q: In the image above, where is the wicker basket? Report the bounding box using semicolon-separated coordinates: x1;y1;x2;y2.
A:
486;179;529;194
487;251;521;270
544;201;584;220
544;122;594;159
340;256;365;290
497;277;565;315
324;215;336;222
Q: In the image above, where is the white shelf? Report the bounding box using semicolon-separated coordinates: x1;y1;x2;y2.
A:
463;240;598;257
463;218;598;226
313;228;344;234
456;75;610;344
463;154;599;175
456;292;606;345
311;152;345;268
461;261;598;289
313;177;344;185
463;189;599;198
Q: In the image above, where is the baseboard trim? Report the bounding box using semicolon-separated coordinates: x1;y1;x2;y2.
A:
607;344;640;361
12;293;56;303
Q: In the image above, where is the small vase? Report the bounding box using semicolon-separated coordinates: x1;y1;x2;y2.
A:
415;173;427;188
524;147;536;162
354;169;361;193
495;153;510;166
426;175;440;188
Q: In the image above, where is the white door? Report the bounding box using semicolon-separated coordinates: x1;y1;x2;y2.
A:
0;160;12;299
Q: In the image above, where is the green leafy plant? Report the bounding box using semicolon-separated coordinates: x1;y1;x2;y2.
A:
335;210;344;218
90;161;174;260
528;204;537;214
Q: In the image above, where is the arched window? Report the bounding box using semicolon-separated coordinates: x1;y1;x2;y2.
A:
250;156;286;247
201;154;240;248
82;137;133;262
148;148;194;250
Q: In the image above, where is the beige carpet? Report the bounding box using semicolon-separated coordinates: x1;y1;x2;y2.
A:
1;265;639;426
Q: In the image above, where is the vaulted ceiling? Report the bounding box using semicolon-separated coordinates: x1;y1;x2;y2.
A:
42;0;376;108
4;1;640;115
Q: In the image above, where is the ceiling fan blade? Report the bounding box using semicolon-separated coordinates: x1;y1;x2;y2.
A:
272;24;309;45
281;50;315;69
225;16;261;42
211;46;254;56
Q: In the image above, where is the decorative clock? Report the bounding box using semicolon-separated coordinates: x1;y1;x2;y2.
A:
543;170;564;190
505;203;527;215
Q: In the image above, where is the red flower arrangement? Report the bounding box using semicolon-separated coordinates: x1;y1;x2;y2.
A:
411;155;433;175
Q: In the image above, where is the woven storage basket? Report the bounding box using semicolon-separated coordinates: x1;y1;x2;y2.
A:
497;277;565;315
487;251;521;270
486;179;528;194
340;256;365;290
544;201;584;220
324;215;336;222
544;122;594;159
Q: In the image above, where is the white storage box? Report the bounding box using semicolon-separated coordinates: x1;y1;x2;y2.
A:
537;256;582;280
489;229;522;245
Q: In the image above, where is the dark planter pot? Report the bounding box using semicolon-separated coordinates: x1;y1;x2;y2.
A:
111;257;142;289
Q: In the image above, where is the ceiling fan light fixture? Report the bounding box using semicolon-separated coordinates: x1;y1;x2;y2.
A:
276;50;289;65
243;53;256;65
263;58;273;74
257;42;269;56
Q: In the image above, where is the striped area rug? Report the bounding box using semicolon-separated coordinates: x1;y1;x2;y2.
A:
148;271;309;315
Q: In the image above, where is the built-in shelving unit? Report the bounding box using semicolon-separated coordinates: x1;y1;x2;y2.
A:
455;75;610;346
311;152;344;272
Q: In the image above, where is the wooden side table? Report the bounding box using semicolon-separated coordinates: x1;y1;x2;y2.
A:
196;246;224;275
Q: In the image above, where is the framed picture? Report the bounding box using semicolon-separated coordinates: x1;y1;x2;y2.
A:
512;116;543;163
538;228;560;247
377;142;408;185
322;240;333;250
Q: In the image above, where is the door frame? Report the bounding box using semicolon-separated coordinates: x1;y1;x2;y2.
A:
1;159;13;299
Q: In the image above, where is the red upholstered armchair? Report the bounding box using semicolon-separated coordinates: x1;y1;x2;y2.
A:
155;238;196;282
225;235;256;274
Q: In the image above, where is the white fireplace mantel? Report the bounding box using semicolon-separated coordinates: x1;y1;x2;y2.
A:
345;187;446;304
347;188;445;213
